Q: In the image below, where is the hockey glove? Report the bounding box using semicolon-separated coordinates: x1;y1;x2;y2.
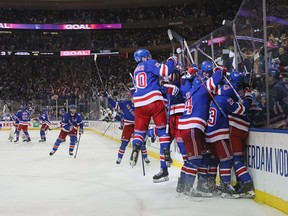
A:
187;66;198;75
213;66;227;76
167;55;178;66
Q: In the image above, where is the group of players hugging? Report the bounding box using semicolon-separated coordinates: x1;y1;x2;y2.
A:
108;48;266;199
7;104;84;157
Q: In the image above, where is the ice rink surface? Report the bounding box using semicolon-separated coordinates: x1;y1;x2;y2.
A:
0;130;285;216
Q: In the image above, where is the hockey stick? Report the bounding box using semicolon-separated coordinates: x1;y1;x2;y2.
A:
183;42;228;118
74;134;82;159
102;122;113;135
197;47;262;111
141;151;146;176
94;54;103;84
197;47;243;103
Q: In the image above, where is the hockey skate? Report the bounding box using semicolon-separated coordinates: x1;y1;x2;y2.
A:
219;182;240;199
183;184;202;197
14;138;19;143
176;177;185;193
69;151;74;156
116;158;122;164
153;168;169;183
238;181;255;199
144;157;150;164
49;150;56;156
130;144;141;167
23;137;31;142
163;148;173;167
196;177;213;197
39;139;46;142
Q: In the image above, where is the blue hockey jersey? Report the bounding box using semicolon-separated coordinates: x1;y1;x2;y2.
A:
132;58;175;107
38;111;51;125
206;84;251;143
108;98;135;125
178;69;223;131
16;109;31;125
61;112;83;132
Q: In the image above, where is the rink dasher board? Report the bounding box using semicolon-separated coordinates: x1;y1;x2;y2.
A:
88;121;288;215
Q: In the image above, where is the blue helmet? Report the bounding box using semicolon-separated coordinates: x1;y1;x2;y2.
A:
200;61;213;77
134;49;151;62
268;67;280;78
59;108;65;114
69;104;77;110
229;71;244;87
42;107;47;113
21;105;26;111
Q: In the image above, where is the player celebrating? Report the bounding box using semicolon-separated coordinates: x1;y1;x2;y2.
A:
177;65;224;197
205;80;253;198
33;107;51;142
49;105;83;156
129;48;177;181
14;106;31;143
228;71;255;197
107;88;150;165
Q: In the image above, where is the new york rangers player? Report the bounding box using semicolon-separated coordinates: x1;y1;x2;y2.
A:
178;65;224;197
228;71;254;197
49;105;83;156
33;107;51;142
205;81;253;197
14;106;31;143
108;88;150;165
130;49;177;178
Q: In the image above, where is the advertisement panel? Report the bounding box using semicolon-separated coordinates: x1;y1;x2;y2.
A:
0;23;122;30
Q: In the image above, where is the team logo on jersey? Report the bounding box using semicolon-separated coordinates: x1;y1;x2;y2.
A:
155;62;160;67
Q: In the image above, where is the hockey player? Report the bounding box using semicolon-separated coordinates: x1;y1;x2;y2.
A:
14;106;31;143
107;88;150;165
130;49;177;181
228;71;255;198
178;65;225;197
205;79;253;198
33;107;51;142
49;105;83;156
158;77;190;186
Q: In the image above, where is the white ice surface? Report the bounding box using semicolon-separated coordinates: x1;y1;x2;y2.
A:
0;130;285;216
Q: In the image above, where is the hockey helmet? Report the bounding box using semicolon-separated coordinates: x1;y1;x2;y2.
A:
42;107;47;113
59;108;65;115
69;104;77;115
229;71;244;87
134;49;151;62
200;61;213;77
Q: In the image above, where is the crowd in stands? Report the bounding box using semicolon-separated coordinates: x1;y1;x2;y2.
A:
0;0;241;25
0;26;216;51
0;0;287;127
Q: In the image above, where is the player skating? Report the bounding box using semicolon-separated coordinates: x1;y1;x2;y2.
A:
107;88;150;165
49;105;83;156
33;107;51;142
